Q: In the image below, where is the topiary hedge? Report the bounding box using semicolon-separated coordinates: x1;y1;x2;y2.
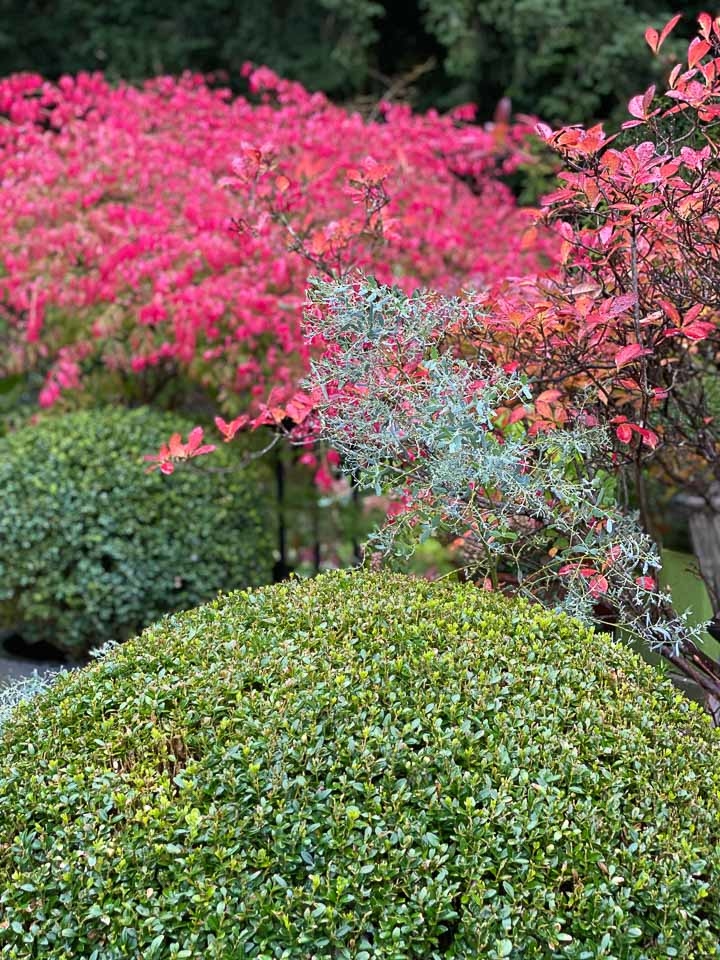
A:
1;571;719;957
0;407;273;654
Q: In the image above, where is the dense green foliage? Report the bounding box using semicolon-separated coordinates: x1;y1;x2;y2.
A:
1;571;718;956
419;0;707;122
0;407;273;654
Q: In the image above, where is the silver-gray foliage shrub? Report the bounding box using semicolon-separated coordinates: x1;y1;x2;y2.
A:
304;275;707;656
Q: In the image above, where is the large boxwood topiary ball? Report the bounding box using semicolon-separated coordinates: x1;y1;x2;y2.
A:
0;407;273;654
1;571;719;957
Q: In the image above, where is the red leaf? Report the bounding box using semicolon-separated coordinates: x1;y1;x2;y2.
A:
507;405;527;424
659;299;681;325
644;26;659;53
683;320;715;341
588;574;609;598
628;86;656;120
616;423;634;444
668;63;684;88
614;343;650;368
314;466;334;492
635;575;656;591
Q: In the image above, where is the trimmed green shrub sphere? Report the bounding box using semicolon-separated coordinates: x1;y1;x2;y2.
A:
0;407;273;653
1;573;720;958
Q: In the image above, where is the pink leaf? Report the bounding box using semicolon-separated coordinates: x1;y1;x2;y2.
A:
637;427;659;449
535;389;562;403
628;86;656;120
628;95;647;120
698;12;713;40
186;426;204;455
614;343;651;368
534;122;554;141
507;405;527;424
168;433;186;458
645;26;660;53
215;415;249;442
658;13;682;49
605;293;637;318
616;423;634;444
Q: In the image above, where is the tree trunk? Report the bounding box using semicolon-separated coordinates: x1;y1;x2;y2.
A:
668;485;720;722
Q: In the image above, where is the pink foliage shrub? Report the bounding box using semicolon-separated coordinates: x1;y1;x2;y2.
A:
0;67;553;413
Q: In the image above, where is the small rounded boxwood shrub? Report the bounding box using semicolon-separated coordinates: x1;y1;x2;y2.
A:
0;407;273;654
1;571;719;958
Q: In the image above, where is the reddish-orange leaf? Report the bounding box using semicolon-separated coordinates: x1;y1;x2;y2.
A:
535;389;562;404
688;37;712;69
588;574;609;598
284;392;316;425
658;13;682;49
698;12;713;39
168;433;185;458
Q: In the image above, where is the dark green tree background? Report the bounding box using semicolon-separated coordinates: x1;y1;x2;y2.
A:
0;1;709;122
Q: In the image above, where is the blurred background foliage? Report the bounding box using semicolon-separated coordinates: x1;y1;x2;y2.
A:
0;0;709;124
